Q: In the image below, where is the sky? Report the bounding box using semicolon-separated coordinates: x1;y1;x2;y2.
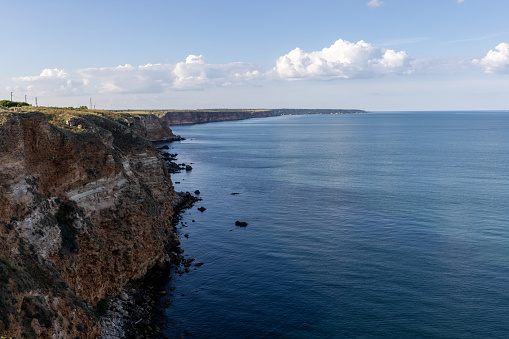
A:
1;0;509;111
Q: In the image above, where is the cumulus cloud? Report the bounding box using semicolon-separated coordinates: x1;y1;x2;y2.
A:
12;68;88;96
473;43;509;73
173;55;209;89
11;56;265;96
9;39;419;98
273;39;413;79
367;0;384;8
172;55;264;90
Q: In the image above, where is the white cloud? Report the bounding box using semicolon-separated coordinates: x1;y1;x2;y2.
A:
14;37;489;101
473;43;509;73
367;0;384;8
173;55;209;89
273;39;413;79
78;63;173;94
12;68;86;96
16;68;69;82
172;55;264;90
11;56;265;96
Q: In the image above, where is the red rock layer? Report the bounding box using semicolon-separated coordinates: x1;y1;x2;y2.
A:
0;111;177;338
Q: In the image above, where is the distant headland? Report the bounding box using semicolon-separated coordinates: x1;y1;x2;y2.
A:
112;108;369;126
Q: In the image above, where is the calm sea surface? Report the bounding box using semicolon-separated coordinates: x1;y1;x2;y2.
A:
158;112;509;338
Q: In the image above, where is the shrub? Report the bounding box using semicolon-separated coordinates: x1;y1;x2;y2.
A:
0;100;31;108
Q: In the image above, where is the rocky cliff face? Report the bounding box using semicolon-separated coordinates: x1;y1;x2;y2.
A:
121;114;183;141
0;110;178;338
156;109;368;126
158;110;277;126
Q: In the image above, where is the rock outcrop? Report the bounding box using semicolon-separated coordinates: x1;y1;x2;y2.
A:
120;114;183;141
0;110;179;338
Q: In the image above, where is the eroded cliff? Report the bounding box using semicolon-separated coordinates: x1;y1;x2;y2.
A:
0;109;179;338
157;109;278;125
155;109;368;126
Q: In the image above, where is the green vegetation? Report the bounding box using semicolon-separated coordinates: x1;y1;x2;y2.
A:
0;100;31;108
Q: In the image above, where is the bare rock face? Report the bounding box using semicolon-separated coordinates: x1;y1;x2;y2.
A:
0;111;178;338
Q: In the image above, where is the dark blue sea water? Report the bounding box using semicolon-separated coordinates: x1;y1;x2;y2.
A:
159;112;509;338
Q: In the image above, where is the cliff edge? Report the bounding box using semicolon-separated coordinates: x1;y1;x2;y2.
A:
0;108;179;338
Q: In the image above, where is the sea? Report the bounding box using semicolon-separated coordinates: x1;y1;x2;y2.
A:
156;111;509;338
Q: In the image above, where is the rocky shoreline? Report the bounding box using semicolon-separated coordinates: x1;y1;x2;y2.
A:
0;108;200;338
0;108;367;337
99;146;202;339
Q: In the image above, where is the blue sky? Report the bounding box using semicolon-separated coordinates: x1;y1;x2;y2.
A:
2;0;509;110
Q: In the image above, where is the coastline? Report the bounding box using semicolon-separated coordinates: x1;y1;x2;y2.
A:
0;107;367;337
99;157;202;338
115;108;369;127
0;108;191;338
100;111;369;337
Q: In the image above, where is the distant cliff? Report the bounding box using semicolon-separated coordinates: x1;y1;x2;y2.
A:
156;110;277;126
0;109;179;338
155;108;368;126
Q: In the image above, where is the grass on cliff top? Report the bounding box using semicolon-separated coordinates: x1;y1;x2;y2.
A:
0;106;150;131
0;106;276;128
0;106;274;126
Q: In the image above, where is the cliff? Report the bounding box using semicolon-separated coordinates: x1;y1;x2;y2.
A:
157;109;277;126
154;108;368;126
0;108;179;338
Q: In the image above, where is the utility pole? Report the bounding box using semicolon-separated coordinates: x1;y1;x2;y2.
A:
10;92;13;101
35;97;38;107
24;95;27;103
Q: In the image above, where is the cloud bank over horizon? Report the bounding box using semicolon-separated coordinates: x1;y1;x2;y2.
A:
6;39;508;101
7;38;415;96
